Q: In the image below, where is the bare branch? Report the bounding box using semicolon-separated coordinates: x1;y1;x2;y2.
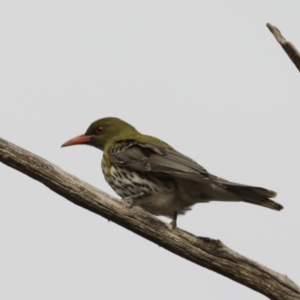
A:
267;23;300;72
0;136;299;300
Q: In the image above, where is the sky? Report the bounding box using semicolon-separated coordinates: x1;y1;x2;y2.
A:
1;1;300;299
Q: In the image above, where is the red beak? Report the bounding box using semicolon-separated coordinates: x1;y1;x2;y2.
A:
61;134;91;147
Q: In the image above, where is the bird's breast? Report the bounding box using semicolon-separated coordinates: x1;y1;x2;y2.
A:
101;155;172;198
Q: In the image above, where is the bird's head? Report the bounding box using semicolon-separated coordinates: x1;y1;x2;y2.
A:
61;117;138;151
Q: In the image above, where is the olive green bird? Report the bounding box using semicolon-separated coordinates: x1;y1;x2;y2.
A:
62;117;283;228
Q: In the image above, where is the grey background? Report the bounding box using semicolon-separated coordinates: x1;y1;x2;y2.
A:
1;1;300;299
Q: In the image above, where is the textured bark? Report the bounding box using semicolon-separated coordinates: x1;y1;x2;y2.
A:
0;137;299;300
267;23;300;72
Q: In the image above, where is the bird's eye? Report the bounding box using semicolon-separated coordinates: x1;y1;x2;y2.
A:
96;126;104;134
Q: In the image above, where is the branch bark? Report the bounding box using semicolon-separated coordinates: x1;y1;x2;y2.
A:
0;137;299;299
267;23;300;72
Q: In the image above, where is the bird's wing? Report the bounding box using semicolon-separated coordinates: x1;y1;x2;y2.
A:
109;142;281;209
109;142;209;181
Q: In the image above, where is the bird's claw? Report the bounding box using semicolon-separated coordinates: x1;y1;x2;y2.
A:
122;196;135;208
168;211;178;230
169;219;177;230
122;193;145;208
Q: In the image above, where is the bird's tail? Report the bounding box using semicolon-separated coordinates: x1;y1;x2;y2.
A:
223;182;283;211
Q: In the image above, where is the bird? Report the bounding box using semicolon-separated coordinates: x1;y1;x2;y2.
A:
61;117;283;228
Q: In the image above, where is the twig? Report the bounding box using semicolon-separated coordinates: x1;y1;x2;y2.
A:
267;23;300;72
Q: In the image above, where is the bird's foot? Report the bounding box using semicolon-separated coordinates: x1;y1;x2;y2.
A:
122;197;134;208
169;211;178;230
169;219;177;230
122;193;145;208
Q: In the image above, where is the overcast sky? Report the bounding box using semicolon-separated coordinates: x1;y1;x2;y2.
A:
1;1;300;299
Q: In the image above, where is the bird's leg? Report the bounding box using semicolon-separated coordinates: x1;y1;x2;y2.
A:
122;193;145;208
170;211;177;229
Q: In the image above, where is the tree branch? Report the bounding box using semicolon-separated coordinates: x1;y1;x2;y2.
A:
267;23;300;72
0;136;299;300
